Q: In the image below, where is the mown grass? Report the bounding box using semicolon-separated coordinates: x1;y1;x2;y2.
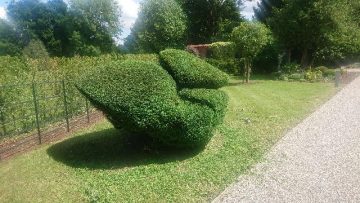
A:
0;77;335;202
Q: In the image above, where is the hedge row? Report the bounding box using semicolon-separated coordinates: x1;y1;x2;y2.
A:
0;54;158;139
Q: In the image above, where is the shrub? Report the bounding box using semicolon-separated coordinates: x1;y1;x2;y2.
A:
208;42;236;59
315;66;336;78
160;49;229;89
281;63;301;74
305;69;323;82
76;60;228;148
288;73;305;80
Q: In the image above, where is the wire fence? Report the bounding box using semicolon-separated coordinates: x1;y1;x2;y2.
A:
0;80;92;144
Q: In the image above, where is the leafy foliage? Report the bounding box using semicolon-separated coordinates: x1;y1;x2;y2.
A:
177;0;243;44
208;42;236;59
5;0;122;56
160;49;229;89
206;58;241;75
125;0;187;53
0;19;26;56
76;60;228;148
268;0;360;67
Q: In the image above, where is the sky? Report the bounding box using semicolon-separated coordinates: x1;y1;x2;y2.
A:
0;0;259;43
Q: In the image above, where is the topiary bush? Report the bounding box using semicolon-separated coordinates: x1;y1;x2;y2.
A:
76;59;228;148
160;49;229;89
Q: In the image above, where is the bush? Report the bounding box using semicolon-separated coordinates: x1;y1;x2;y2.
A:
76;60;228;148
160;49;229;89
208;42;236;59
305;69;323;82
288;73;305;80
315;66;336;78
281;63;301;74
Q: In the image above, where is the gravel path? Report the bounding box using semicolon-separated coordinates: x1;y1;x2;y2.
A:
214;69;360;203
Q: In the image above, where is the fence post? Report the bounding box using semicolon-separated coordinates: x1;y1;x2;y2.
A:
32;82;42;144
62;80;70;132
85;99;90;123
0;110;6;137
0;89;6;137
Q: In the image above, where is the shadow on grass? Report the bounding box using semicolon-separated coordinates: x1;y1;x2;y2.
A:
47;128;203;170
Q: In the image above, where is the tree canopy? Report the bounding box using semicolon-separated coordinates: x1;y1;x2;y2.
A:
231;22;271;82
178;0;243;44
267;0;360;67
125;0;187;53
3;0;122;57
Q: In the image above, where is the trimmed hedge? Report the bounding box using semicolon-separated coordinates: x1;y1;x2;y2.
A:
76;60;228;148
160;49;229;89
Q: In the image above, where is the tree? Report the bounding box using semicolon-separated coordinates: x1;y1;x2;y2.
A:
125;0;187;53
268;0;360;67
66;0;122;55
6;0;122;56
178;0;243;44
7;0;68;56
0;19;26;56
231;22;270;83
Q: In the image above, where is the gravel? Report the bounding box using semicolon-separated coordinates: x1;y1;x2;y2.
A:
213;69;360;203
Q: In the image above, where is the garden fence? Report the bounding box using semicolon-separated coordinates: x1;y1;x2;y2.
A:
0;80;92;143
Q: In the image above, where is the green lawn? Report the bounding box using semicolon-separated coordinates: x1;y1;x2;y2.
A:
0;77;335;202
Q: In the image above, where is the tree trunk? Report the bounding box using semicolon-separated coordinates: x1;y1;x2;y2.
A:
247;63;252;83
243;59;247;83
287;49;292;63
300;48;309;68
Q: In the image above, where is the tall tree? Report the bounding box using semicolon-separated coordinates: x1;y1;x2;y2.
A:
7;0;68;56
67;0;122;55
268;0;360;67
0;19;26;56
6;0;122;56
125;0;187;53
178;0;243;44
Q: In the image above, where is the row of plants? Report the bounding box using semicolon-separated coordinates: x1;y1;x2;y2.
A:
275;63;343;82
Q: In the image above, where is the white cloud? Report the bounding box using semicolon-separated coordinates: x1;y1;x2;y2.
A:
0;7;6;19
